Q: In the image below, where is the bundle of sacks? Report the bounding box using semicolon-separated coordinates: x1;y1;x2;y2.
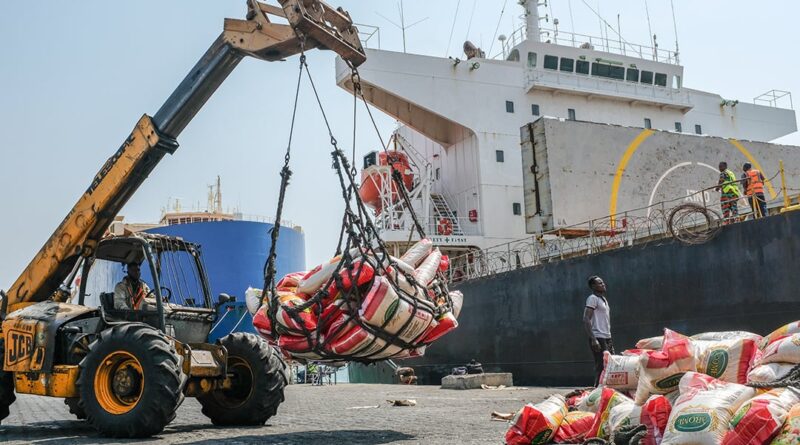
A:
245;239;463;362
504;321;800;444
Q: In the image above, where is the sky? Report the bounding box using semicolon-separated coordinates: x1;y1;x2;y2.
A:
1;0;799;288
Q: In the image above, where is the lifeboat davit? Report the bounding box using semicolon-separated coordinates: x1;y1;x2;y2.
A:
359;151;414;213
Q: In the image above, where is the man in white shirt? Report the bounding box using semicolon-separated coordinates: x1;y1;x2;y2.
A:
583;275;613;386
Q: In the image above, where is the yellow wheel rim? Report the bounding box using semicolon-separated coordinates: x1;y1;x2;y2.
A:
216;356;254;408
93;351;144;415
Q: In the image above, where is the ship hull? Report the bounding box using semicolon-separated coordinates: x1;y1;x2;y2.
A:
351;212;800;385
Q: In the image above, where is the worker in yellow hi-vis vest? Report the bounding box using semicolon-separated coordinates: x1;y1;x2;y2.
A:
742;163;767;219
716;161;741;224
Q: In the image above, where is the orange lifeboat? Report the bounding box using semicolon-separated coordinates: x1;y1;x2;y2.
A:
359;151;414;213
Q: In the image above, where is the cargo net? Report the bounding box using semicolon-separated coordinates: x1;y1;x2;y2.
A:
248;52;463;363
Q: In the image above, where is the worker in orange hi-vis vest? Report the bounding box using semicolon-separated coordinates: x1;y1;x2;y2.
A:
113;262;152;310
741;163;767;219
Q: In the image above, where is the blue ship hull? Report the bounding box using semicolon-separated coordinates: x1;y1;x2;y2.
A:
145;220;305;342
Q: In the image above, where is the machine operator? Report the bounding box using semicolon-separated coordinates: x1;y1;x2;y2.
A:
113;262;151;310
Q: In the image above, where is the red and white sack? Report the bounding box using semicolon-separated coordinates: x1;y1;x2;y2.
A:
760;320;800;350
420;311;458;343
587;388;634;439
757;333;800;365
694;338;758;384
251;290;317;338
413;248;442;287
400;238;433;267
606;395;671;445
599;351;640;391
326;323;403;359
297;248;360;294
566;390;591;410
661;372;755;445
636;336;664;350
245;286;264;316
276;271;307;291
554;411;595;443
577;387;605;413
359;276;434;344
691;331;762;343
722;387;800;445
321;259;376;306
771;404;800;445
449;290;464;318
635;329;697;404
747;362;796;384
505;395;568;445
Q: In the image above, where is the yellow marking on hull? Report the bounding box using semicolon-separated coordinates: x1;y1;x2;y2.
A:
609;129;656;226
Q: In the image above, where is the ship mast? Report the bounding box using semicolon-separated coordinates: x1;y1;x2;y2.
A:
522;0;542;42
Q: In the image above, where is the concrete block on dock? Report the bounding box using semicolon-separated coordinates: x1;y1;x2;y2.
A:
441;373;513;390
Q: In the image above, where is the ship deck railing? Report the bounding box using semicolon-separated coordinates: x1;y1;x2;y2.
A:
448;180;789;283
494;24;679;65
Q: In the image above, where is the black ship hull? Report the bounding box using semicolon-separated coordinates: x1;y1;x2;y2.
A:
386;212;800;386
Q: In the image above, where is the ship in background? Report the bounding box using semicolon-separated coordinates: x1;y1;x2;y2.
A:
337;1;800;384
112;177;306;342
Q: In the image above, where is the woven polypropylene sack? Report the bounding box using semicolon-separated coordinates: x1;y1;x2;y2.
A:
661;372;755;445
722;387;800;445
505;394;568;445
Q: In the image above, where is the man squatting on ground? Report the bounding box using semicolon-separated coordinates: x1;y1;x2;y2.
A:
583;275;613;386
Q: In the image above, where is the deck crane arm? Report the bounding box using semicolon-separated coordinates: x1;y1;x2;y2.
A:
2;0;365;313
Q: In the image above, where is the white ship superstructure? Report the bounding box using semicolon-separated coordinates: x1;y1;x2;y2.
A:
338;0;797;255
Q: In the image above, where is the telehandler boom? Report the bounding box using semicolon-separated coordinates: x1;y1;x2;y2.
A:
0;1;365;438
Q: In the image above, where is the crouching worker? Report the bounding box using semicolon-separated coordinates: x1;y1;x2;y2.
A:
583;275;614;386
114;261;151;310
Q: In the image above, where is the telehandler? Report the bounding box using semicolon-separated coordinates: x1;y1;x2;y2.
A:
0;0;365;437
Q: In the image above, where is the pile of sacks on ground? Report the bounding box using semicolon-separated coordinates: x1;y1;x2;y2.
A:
245;239;463;362
505;322;800;445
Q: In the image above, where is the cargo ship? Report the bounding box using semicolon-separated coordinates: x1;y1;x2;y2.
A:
336;1;800;384
112;177;306;342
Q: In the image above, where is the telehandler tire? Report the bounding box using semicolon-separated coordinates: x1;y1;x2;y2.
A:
0;340;16;424
64;398;86;420
77;323;184;438
198;332;286;426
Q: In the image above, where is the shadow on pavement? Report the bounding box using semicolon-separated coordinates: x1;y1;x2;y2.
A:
180;429;416;444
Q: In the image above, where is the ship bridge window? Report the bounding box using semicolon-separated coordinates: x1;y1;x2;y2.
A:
544;55;559;70
640;70;654;84
591;62;625;80
531;104;540;116
655;73;668;87
559;57;574;72
527;52;537;68
507;49;520;62
626;68;639;82
673;75;682;89
576;60;590;75
505;100;515;113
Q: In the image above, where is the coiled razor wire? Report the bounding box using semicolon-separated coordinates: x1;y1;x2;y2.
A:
667;203;723;245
